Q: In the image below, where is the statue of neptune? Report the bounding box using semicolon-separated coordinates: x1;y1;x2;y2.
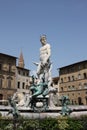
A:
36;35;52;88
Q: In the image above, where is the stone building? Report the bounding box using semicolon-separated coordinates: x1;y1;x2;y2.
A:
53;76;59;93
0;52;31;103
58;60;87;105
0;53;17;102
16;51;31;94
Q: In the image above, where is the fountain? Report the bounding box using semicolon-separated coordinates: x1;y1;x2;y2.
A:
1;35;87;119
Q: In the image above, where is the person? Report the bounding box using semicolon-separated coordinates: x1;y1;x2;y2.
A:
36;35;52;87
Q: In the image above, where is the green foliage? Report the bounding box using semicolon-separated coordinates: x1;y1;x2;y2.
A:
4;123;13;130
23;119;39;130
40;117;59;130
22;118;58;130
79;115;87;130
0;115;87;130
67;118;83;130
0;119;10;130
0;113;2;117
57;116;83;130
58;116;69;130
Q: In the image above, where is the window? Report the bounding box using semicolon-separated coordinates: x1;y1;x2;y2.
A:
75;101;77;104
78;97;82;105
54;81;58;85
72;93;74;96
78;65;81;70
0;78;2;88
68;76;70;81
23;72;25;76
83;64;86;69
7;77;12;88
84;83;87;89
0;64;2;70
85;97;87;105
72;76;74;81
72;85;75;90
8;64;11;72
61;78;63;83
26;85;29;89
8;78;11;88
22;82;25;89
17;82;20;89
67;93;69;96
18;71;20;74
83;73;86;79
68;86;71;90
27;73;28;76
61;87;63;91
71;67;75;72
0;94;3;105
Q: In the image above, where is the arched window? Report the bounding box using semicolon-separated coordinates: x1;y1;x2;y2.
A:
83;73;87;79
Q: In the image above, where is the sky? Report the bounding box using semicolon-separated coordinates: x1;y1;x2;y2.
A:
0;0;87;77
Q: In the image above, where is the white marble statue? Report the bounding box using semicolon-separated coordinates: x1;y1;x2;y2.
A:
12;92;30;107
35;35;52;88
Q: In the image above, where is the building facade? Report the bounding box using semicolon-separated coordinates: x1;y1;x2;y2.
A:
0;52;31;102
16;51;31;94
16;67;31;94
58;60;87;105
0;53;17;101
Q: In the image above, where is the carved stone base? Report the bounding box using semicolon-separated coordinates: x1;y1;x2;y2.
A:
30;96;49;112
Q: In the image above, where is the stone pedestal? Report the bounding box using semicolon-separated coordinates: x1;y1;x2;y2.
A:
30;96;49;112
1;105;87;118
